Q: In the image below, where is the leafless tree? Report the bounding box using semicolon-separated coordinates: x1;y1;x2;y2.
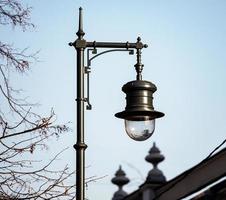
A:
0;1;76;199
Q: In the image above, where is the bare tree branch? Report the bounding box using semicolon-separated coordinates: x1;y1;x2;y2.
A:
0;0;34;30
0;1;80;199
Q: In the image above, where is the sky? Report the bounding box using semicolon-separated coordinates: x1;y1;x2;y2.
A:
3;0;226;199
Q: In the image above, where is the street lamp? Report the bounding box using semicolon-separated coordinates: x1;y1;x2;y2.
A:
115;78;164;141
69;7;164;200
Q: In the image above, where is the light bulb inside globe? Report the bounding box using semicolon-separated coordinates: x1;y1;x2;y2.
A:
125;119;155;141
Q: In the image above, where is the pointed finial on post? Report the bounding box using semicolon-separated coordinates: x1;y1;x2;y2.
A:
76;7;85;39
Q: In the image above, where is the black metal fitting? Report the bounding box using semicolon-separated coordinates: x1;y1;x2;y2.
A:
115;80;164;121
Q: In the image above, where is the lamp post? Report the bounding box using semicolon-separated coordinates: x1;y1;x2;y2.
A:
69;8;164;200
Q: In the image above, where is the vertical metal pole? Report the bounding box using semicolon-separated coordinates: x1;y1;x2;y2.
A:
74;7;87;200
75;47;86;200
69;8;149;200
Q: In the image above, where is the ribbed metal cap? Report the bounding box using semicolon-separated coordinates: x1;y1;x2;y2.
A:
115;80;164;121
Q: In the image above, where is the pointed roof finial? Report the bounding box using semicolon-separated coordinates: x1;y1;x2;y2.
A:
76;7;85;39
145;142;166;184
111;166;130;200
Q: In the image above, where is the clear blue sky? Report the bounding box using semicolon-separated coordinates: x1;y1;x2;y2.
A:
3;1;226;199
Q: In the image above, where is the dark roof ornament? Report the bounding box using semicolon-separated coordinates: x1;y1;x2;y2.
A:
145;142;166;184
111;165;130;200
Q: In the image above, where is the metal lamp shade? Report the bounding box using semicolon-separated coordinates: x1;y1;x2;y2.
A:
115;80;164;121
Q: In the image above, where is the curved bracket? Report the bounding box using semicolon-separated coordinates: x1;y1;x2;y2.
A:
87;48;134;67
84;48;134;111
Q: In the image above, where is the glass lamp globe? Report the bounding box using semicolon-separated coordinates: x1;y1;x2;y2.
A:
125;119;155;141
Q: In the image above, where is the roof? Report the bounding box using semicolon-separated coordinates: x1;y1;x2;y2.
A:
123;147;226;200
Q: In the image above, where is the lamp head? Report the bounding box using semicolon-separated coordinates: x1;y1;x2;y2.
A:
115;80;164;141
